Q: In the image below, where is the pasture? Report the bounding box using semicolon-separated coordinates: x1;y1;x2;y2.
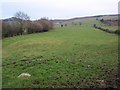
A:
2;18;119;88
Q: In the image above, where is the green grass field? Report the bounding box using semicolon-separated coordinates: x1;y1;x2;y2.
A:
2;19;119;88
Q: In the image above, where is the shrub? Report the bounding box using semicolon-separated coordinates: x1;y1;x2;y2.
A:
2;18;53;38
27;21;43;34
2;21;22;38
115;30;120;34
37;18;53;32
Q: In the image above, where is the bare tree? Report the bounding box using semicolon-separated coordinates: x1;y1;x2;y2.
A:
15;11;30;20
14;11;30;34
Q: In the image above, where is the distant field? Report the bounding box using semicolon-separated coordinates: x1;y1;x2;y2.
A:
2;18;119;88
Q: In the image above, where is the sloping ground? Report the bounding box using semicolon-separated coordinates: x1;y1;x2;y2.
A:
53;14;118;25
102;15;118;20
54;14;118;31
102;20;118;26
2;17;119;88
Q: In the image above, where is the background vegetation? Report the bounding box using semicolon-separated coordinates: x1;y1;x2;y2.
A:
2;11;53;38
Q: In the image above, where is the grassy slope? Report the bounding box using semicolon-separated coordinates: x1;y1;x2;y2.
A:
66;16;118;31
2;19;118;88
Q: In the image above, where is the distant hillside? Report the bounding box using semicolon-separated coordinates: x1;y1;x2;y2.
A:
1;14;118;26
2;17;21;22
53;14;118;25
1;14;118;23
1;17;23;25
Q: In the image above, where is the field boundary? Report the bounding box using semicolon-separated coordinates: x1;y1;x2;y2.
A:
93;24;120;35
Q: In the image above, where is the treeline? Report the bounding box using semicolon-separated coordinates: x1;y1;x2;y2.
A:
93;24;120;35
2;11;53;38
2;18;53;38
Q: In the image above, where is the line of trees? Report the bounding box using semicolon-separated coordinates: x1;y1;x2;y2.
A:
93;24;120;35
2;11;53;38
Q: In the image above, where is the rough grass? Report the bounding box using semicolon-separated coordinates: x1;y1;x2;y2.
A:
2;19;119;88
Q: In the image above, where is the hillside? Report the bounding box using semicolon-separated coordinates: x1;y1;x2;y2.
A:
2;14;119;88
53;14;118;25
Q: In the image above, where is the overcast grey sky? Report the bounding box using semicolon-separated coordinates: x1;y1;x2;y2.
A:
0;0;119;20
